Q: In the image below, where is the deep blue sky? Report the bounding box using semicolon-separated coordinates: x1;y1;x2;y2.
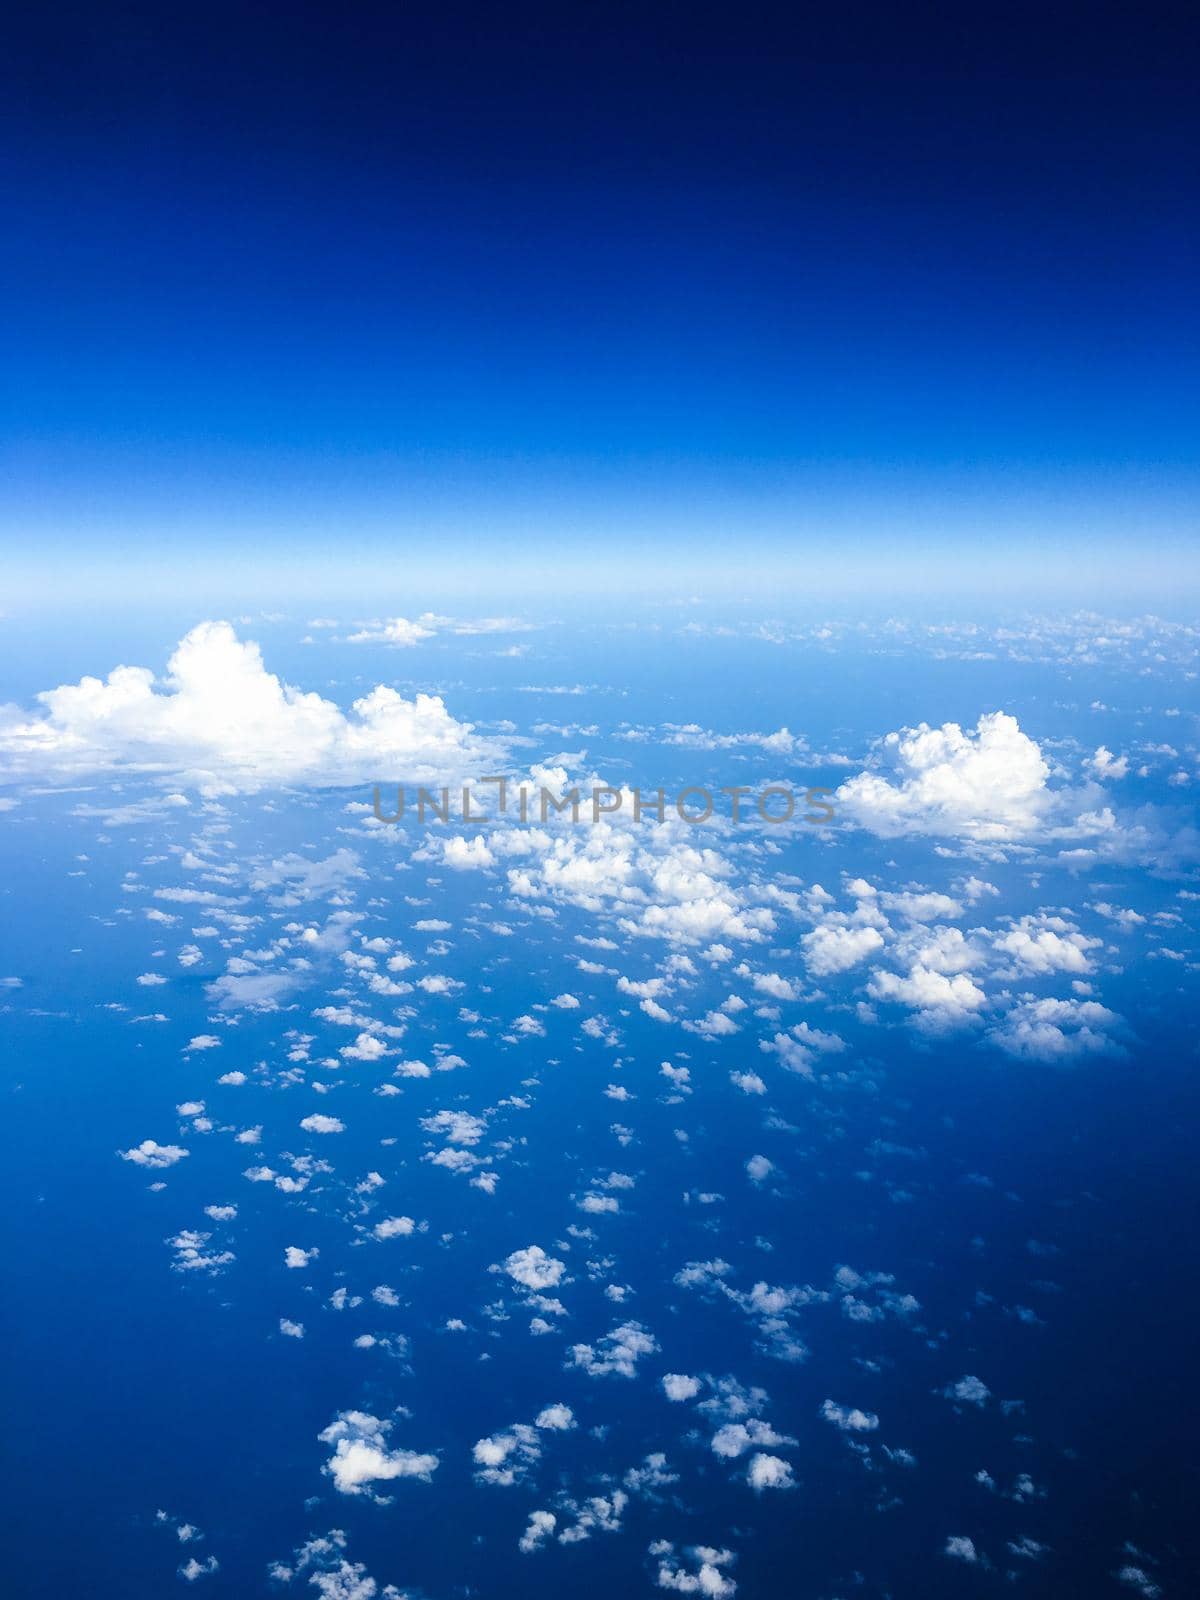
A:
2;2;1197;603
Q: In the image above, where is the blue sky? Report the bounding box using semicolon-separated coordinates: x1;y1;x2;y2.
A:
2;3;1197;605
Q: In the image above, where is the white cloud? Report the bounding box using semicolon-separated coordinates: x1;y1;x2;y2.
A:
318;1411;438;1496
942;1374;990;1406
662;1373;702;1401
121;1139;189;1169
534;1403;575;1430
820;1399;879;1433
442;835;496;870
836;712;1050;841
1088;745;1129;780
0;621;502;793
992;915;1101;975
347;614;439;647
373;1216;416;1240
802;923;885;976
518;1510;557;1553
653;1542;738;1597
472;1424;542;1486
503;1245;566;1291
989;997;1126;1061
178;1555;220;1581
711;1420;793;1458
300;1113;346;1134
168;1229;234;1274
746;1453;795;1491
1115;1565;1163;1598
868;965;987;1031
566;1321;658;1378
745;1154;774;1185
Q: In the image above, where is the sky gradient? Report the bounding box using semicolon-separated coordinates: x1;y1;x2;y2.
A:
2;2;1197;606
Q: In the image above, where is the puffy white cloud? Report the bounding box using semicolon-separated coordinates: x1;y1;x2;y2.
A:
319;1411;438;1496
566;1320;658;1378
121;1139;189;1169
472;1404;574;1487
472;1424;542;1486
802;923;885;976
868;964;987;1031
880;889;964;922
662;1373;702;1401
746;1453;795;1491
373;1216;416;1240
1088;745;1129;780
503;1245;566;1291
266;1528;398;1597
820;1399;879;1433
421;1109;486;1146
347;614;439;647
989;997;1126;1061
300;1113;346;1134
554;1489;628;1543
758;1020;847;1075
944;1536;979;1563
836;712;1050;841
178;1555;220;1581
0;621;502;793
534;1403;575;1431
167;1229;234;1274
653;1542;738;1597
745;1154;774;1185
711;1419;793;1458
750;971;798;1001
992;915;1101;975
503;818;775;947
942;1374;990;1407
518;1510;557;1553
442;835;496;870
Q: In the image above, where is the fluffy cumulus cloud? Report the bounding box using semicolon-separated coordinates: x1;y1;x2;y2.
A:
992;914;1101;975
472;1404;576;1486
0;621;503;792
836;712;1051;841
121;1139;189;1169
746;1453;795;1490
567;1321;658;1378
318;1410;438;1497
504;816;775;947
518;1510;558;1554
347;613;441;647
652;1542;738;1597
503;1245;566;1291
662;1373;702;1402
802;923;886;976
268;1528;403;1598
868;965;987;1032
989;997;1127;1061
820;1399;880;1433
